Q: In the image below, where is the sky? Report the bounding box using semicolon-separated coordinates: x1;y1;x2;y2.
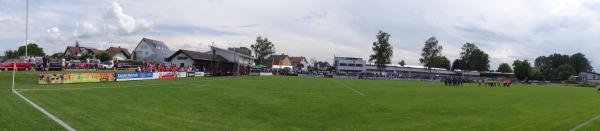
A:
2;0;600;70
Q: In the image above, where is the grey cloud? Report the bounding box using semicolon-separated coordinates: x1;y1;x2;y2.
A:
454;25;521;43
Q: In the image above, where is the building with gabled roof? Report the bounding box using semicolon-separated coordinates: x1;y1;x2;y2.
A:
266;54;292;70
63;41;100;58
165;46;255;76
289;56;308;71
132;38;174;62
106;47;131;60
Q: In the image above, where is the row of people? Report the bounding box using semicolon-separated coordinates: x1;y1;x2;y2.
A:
478;79;512;87
444;77;464;87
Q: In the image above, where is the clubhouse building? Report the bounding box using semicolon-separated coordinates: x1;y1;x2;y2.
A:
165;46;254;76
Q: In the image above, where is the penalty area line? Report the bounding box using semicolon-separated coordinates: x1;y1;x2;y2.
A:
570;113;600;131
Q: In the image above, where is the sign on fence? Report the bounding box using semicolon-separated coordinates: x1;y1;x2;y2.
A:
177;72;187;78
159;72;176;79
115;72;155;81
39;73;115;84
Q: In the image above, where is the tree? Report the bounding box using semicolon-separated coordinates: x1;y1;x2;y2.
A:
497;63;513;73
426;56;451;70
17;43;45;57
250;36;275;65
369;31;393;72
95;51;112;62
451;59;464;71
569;53;593;74
534;53;591;80
79;53;93;60
398;60;406;67
4;50;19;59
534;56;552;80
557;64;575;80
513;60;532;81
459;43;489;71
419;37;443;69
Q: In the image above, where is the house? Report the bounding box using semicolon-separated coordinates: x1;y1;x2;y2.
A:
289;56;308;71
266;54;293;70
578;72;600;84
132;38;173;63
63;41;100;58
106;47;131;60
165;46;254;76
314;61;330;71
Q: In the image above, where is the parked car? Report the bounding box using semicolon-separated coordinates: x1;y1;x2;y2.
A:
69;60;93;69
100;61;114;69
47;59;64;71
0;59;33;70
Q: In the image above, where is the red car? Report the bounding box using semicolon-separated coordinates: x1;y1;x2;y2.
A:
0;59;33;70
69;61;93;69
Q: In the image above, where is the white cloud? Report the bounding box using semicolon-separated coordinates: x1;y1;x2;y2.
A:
73;2;153;38
45;26;65;42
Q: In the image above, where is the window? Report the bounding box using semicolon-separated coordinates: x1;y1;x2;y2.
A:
180;63;185;67
348;64;355;67
356;64;363;67
340;63;347;66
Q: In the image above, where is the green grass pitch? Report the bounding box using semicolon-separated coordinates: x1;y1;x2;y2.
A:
1;72;600;130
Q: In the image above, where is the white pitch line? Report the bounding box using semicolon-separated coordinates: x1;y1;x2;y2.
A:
12;70;76;131
570;114;600;131
329;79;365;96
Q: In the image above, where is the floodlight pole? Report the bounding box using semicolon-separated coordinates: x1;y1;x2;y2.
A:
25;0;29;59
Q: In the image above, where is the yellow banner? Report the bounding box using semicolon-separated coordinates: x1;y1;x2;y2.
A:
39;73;116;84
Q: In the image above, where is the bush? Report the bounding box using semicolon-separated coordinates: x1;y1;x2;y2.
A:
578;83;597;88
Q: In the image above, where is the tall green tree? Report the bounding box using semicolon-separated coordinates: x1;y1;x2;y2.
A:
451;59;464;71
497;63;513;73
459;43;489;71
534;56;552;80
569;53;593;74
513;60;532;81
250;36;275;65
419;37;443;69
557;64;575;80
427;56;451;70
17;43;45;57
369;31;393;72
